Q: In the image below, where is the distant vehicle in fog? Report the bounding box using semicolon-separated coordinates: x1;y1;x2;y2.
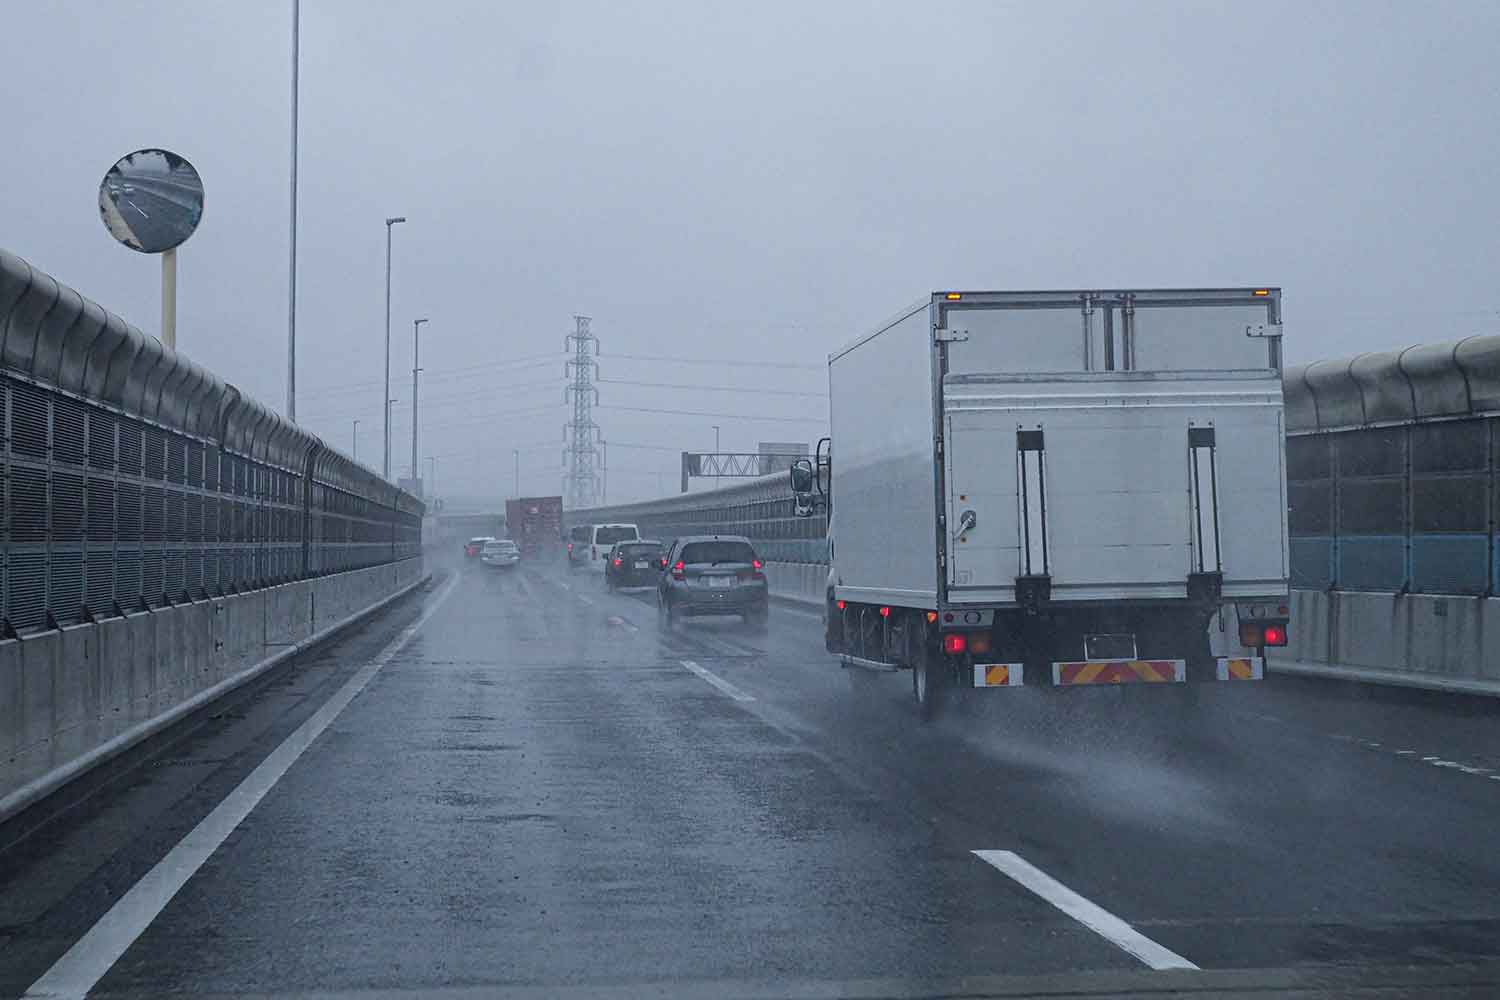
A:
481;538;520;569
464;536;494;559
605;540;666;590
657;535;768;629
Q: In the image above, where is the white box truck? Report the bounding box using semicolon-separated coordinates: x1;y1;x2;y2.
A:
789;288;1289;716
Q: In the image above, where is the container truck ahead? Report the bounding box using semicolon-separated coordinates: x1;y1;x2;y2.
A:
505;495;563;561
790;288;1289;716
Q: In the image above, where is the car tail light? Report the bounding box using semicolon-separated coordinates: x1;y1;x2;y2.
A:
836;600;846;610
942;633;968;655
660;557;668;568
879;606;890;618
672;560;685;580
612;558;622;567
752;559;763;570
567;542;573;553
1263;624;1287;646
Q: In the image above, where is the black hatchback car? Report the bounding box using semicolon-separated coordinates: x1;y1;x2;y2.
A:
605;539;665;590
657;535;768;628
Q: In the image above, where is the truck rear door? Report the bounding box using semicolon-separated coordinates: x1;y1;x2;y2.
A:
939;291;1286;605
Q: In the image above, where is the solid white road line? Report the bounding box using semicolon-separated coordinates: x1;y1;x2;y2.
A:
679;659;755;702
24;575;461;1000
973;850;1198;971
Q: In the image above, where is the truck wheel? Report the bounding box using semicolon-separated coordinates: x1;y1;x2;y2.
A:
911;630;942;721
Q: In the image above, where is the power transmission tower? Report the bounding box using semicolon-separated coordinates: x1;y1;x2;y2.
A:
562;315;600;508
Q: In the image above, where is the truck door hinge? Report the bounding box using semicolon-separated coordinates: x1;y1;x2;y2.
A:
936;437;944;457
934;328;969;343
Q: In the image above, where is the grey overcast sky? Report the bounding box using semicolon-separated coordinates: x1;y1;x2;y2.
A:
4;1;1499;501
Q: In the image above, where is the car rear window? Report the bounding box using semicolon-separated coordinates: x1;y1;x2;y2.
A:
594;526;638;545
678;541;756;565
617;543;660;557
569;526;591;542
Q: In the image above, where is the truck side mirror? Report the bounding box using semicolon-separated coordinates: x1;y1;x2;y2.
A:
789;459;817;518
789;459;815;495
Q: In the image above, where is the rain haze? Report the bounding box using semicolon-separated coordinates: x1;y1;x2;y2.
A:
9;4;1500;997
4;1;1497;500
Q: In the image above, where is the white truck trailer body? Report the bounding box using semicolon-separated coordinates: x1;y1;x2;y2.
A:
810;288;1289;701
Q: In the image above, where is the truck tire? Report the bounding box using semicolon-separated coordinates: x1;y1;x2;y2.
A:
911;624;942;721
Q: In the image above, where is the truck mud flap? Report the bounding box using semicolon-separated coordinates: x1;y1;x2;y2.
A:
1052;659;1186;685
1215;656;1264;681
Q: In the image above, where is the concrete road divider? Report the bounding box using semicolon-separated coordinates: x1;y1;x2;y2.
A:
0;557;428;826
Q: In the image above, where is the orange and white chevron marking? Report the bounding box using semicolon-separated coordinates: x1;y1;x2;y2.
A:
1215;656;1264;681
1051;659;1185;685
972;663;1025;687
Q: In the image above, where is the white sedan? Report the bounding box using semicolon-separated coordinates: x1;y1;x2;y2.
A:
480;539;520;568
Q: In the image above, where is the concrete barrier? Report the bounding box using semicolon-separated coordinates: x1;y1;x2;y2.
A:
0;557;427;825
1275;588;1500;696
765;561;825;608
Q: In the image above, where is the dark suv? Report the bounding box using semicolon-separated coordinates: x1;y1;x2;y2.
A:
657;535;768;628
606;540;665;590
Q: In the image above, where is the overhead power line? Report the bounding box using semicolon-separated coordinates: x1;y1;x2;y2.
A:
600;405;826;424
598;377;826;397
609;353;822;371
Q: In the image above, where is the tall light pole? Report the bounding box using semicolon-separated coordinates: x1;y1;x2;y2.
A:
428;456;437;498
712;425;720;454
352;419;359;462
286;0;300;420
513;448;519;499
411;317;428;490
383;216;406;479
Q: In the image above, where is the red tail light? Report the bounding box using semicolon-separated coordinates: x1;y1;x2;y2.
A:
660;557;668;568
942;633;968;655
612;558;622;567
879;606;890;618
672;560;685;580
836;600;846;610
1263;624;1287;646
752;559;763;570
567;542;573;552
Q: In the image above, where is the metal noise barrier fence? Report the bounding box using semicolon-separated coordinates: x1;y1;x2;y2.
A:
564;472;829;567
0;249;424;636
1283;335;1500;597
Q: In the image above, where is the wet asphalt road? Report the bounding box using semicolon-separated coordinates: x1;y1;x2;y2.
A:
3;557;1500;998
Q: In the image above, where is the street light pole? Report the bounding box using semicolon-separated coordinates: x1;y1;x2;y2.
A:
286;0;299;420
513;448;520;499
411;317;428;490
382;216;406;479
428;456;437;497
712;425;720;454
352;419;359;462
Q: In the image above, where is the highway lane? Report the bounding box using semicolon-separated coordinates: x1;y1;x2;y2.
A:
2;557;1499;997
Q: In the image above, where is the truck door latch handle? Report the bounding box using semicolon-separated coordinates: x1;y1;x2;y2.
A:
955;508;977;540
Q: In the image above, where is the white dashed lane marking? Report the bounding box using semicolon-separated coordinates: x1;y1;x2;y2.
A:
973;850;1198;971
679;659;755;702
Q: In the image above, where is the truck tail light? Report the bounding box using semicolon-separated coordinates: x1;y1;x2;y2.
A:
942;633;968;655
672;561;685;580
1263;624;1287;646
612;558;622;567
879;606;890;618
